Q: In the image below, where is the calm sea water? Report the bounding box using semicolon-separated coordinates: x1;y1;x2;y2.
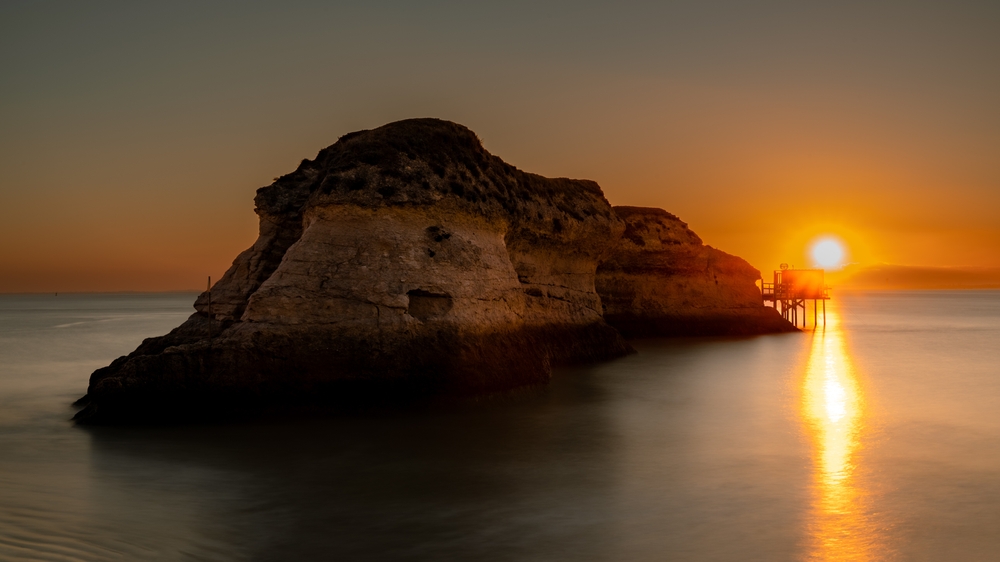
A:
1;291;998;561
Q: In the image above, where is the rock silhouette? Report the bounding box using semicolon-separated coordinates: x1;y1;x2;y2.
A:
73;119;793;424
597;206;795;336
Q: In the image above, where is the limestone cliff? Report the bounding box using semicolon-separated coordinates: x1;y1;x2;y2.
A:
73;119;631;424
596;206;795;337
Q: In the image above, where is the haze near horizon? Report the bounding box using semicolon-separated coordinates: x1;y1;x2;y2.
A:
2;1;998;292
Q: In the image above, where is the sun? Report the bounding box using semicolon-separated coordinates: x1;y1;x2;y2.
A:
811;237;845;269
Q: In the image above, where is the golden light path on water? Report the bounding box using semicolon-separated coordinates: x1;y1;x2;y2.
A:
801;305;883;561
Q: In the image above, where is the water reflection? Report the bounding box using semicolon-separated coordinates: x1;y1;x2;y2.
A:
801;306;881;561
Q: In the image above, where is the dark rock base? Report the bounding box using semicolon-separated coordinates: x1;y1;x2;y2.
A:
604;307;798;339
73;321;633;425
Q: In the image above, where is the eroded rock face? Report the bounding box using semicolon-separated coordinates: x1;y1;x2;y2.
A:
74;119;631;424
596;206;796;337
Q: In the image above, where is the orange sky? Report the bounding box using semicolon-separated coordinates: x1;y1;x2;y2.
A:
2;2;998;292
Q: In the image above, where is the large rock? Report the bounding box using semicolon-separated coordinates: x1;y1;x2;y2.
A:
596;206;796;337
73;119;632;424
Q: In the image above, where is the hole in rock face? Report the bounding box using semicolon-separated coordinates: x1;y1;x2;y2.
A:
425;225;452;243
406;289;453;321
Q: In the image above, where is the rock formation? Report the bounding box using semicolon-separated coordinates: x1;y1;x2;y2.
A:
73;119;794;424
596;206;795;337
73;119;632;424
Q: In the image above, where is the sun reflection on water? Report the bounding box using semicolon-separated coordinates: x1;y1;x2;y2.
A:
801;306;881;561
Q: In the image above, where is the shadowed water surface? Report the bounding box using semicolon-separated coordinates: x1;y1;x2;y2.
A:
1;292;998;560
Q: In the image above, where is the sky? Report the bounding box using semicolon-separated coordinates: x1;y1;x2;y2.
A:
2;0;998;292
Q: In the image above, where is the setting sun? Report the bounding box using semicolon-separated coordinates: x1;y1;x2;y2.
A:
812;238;846;269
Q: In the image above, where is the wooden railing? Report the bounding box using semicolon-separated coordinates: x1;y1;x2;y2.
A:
761;282;829;301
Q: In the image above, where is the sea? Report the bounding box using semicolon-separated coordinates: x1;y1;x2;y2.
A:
0;291;998;561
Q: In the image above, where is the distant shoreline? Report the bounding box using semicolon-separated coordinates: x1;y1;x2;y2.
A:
830;285;1000;292
0;290;202;296
5;288;1000;297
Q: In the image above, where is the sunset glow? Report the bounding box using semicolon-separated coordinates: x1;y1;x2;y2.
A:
2;3;1000;561
802;307;884;560
1;3;998;293
812;238;846;269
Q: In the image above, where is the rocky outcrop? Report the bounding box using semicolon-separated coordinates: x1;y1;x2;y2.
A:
73;120;797;424
73;119;632;424
596;206;796;337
